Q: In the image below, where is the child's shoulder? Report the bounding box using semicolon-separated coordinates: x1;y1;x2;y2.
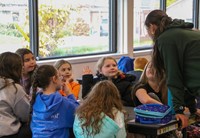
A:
69;81;80;86
117;73;136;83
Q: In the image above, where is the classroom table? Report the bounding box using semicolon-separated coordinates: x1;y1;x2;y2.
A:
123;106;181;138
127;119;180;138
127;113;200;138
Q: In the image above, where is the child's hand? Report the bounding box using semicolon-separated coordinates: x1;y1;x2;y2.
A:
175;114;189;129
118;70;124;75
195;109;200;122
62;83;72;96
83;66;92;75
60;75;66;83
116;70;125;79
195;108;200;115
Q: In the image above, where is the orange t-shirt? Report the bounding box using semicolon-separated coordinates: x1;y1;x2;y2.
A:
59;81;80;99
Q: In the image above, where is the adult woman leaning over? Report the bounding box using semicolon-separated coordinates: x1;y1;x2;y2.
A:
0;52;32;138
145;9;200;129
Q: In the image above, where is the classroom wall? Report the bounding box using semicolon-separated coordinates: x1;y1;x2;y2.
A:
37;53;151;80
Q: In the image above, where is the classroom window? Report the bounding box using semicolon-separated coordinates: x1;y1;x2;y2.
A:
0;0;29;53
1;0;199;59
198;6;200;29
37;0;115;59
166;0;193;23
133;0;160;51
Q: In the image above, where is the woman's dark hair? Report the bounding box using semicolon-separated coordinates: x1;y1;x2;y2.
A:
145;10;172;82
29;65;57;123
0;52;22;83
145;10;172;42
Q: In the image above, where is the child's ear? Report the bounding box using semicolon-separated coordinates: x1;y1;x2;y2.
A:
52;76;58;83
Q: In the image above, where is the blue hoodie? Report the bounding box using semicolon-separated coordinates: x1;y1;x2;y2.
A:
117;56;134;73
31;91;79;138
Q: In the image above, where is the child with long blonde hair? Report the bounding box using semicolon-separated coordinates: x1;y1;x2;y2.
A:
74;80;127;138
54;59;80;99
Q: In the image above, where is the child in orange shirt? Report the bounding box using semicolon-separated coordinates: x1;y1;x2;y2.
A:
54;60;80;99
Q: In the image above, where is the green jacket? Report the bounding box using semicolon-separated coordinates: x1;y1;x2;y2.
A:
157;19;200;114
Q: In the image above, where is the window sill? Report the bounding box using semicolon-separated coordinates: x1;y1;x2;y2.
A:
37;50;152;65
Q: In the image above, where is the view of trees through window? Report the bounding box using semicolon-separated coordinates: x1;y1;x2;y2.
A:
0;0;29;53
0;0;110;58
38;0;110;58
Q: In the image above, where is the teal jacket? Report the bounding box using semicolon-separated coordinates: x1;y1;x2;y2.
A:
157;19;200;114
73;111;126;138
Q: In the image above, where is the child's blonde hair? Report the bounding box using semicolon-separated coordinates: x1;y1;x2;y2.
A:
54;59;72;70
96;56;117;72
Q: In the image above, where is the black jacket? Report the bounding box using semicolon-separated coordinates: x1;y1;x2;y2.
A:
82;73;136;106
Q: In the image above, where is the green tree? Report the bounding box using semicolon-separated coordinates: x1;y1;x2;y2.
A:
167;0;177;7
16;4;91;57
38;5;71;57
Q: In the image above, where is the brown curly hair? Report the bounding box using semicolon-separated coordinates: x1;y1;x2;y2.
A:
75;80;125;136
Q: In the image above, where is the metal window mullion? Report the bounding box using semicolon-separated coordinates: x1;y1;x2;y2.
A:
29;0;39;59
193;0;199;29
160;0;166;11
110;0;117;52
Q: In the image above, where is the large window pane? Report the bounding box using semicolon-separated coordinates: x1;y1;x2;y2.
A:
133;0;160;50
199;1;200;28
0;0;29;53
166;0;193;23
38;0;110;58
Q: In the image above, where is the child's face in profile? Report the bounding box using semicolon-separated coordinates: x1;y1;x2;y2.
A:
145;62;156;80
23;53;36;74
58;63;72;81
55;72;64;90
99;59;118;78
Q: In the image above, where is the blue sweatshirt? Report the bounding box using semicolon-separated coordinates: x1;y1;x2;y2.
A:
31;91;79;138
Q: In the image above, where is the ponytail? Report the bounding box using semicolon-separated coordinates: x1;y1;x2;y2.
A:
28;65;57;124
145;10;172;42
29;68;39;124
